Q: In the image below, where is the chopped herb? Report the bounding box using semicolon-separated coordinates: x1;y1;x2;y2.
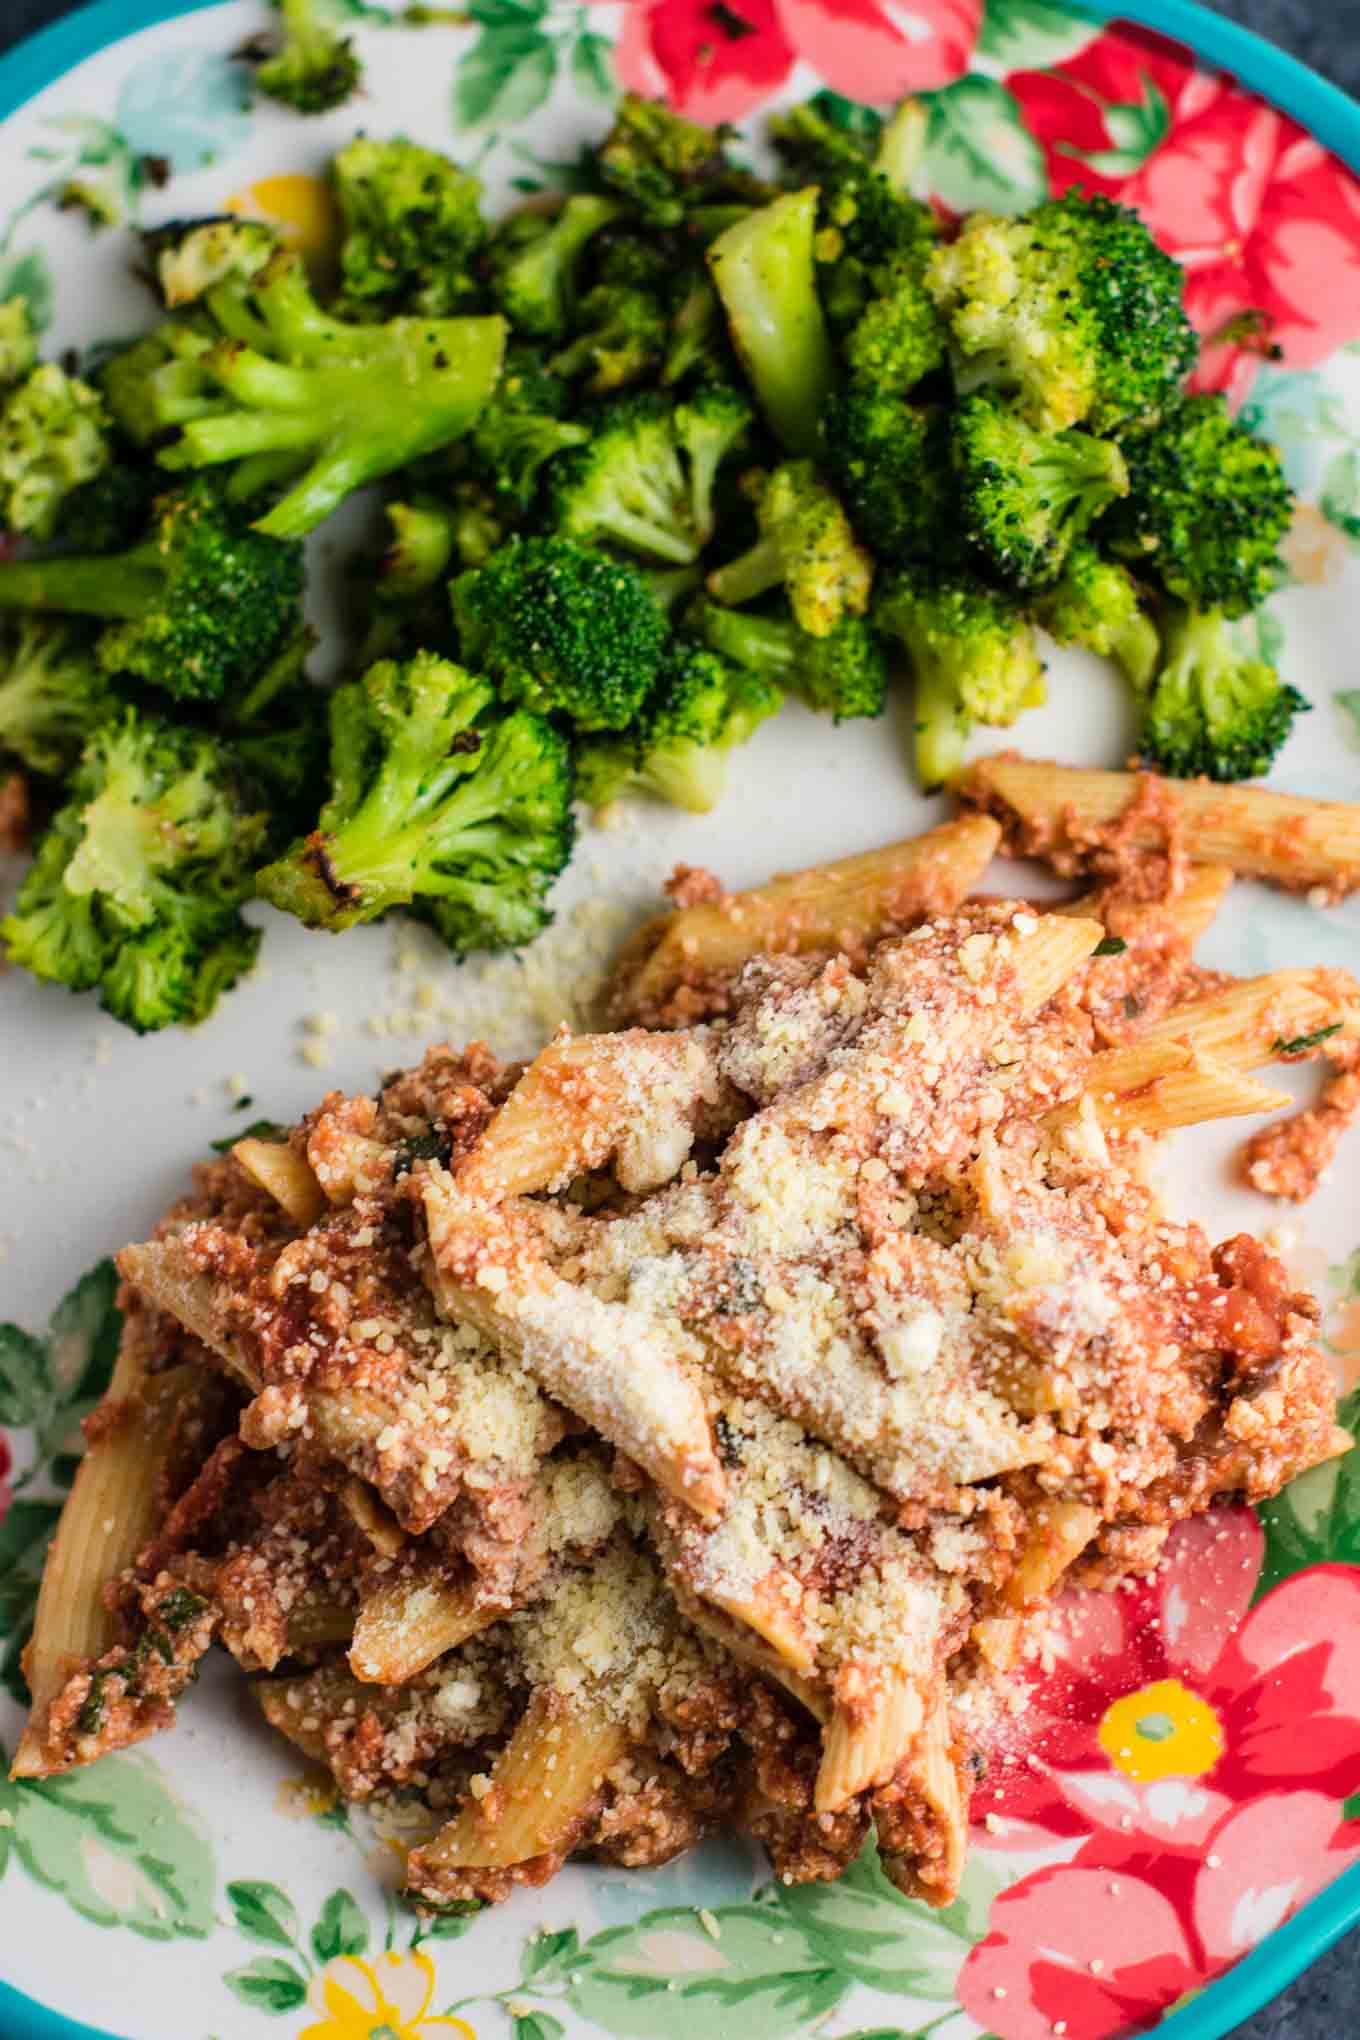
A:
714;1413;744;1465
76;1672;106;1737
210;1116;286;1153
1093;935;1127;956
157;1587;207;1633
1271;1022;1343;1056
233;1094;255;1113
392;1128;453;1179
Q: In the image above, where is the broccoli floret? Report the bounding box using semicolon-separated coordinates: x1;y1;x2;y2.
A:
99;320;220;448
255;651;574;949
252;0;362;115
1103;393;1293;617
707;460;872;637
820;389;959;568
1;708;266;1030
951;394;1128;590
842;275;946;396
332;137;485;317
548;387;751;566
1138;602;1307;781
876;565;1046;788
0;363;111;540
486;195;622;342
453;535;664;732
687;594;886;722
707;190;837;456
225;624;328;836
773;97;938;329
595;94;739;225
550;285;667;395
0;616;119;776
577;640;781;813
927;191;1196;435
457;347;589;512
151;242;506;537
0;477;304;703
380;496;459;598
0;298;37;388
1034;543;1158;693
662;271;735;389
55;455;166;553
148;217;278;309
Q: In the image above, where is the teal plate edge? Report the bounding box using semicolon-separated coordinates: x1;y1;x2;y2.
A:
0;2;1357;2037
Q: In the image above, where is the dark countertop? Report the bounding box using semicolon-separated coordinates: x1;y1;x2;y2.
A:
1;2;1358;2036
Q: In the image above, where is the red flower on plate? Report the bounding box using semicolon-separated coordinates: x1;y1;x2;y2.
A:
0;1431;11;1527
610;0;981;124
1008;26;1360;402
957;1508;1360;2039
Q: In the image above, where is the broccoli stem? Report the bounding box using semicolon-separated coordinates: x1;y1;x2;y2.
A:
913;663;970;791
707;189;836;456
0;555;161;620
707;537;782;608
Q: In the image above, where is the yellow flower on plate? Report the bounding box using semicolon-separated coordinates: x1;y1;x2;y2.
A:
226;173;341;262
1097;1676;1225;1785
297;1951;476;2040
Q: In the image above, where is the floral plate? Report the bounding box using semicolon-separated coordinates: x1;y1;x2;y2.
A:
2;3;1360;2037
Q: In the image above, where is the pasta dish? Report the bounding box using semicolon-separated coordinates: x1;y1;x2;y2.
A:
12;762;1357;1914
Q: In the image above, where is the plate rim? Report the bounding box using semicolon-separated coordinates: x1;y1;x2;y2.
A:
0;2;1357;2037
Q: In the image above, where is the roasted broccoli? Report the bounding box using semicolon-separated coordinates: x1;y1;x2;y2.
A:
453;535;665;731
707;189;837;456
0;616;119;776
99;319;220;448
332;136;485;317
0;298;37;388
548;387;751;565
688;594;887;722
0;363;111;539
1;708;266;1030
458;347;590;513
1033;544;1159;693
55;454;166;554
926;191;1197;435
255;650;574;949
0;477;304;702
1138;603;1307;781
662;271;734;388
225;625;329;837
550;284;667;394
707;460;873;636
252;0;362;115
149;216;278;309
951;394;1128;590
820;389;959;568
876;565;1046;788
595;94;742;226
577;640;781;813
149;240;505;537
1103;393;1293;617
486;195;622;341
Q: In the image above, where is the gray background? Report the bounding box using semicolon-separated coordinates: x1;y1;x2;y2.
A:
0;0;1357;2035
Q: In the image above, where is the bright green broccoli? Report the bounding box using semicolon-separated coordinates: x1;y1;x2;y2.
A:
0;298;37;388
0;616;120;775
687;594;887;723
486;195;622;341
0;363;111;539
1138;603;1307;781
595;93;747;226
1103;393;1293;617
550;285;667;394
662;271;735;388
332;136;485;317
452;535;665;731
99;319;220;448
0;477;304;702
456;347;589;512
707;460;873;637
149;240;506;537
951;394;1128;590
707;189;837;456
224;624;329;837
841;275;946;396
926;191;1197;435
1033;543;1159;693
252;0;362;115
55;454;166;553
820;389;959;568
148;217;278;309
547;387;751;565
1;708;266;1030
576;640;781;813
255;650;574;949
875;565;1046;788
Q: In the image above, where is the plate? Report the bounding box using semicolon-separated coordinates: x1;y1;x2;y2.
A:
1;5;1359;2038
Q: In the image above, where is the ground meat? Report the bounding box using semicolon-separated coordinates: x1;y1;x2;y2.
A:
1244;1042;1360;1201
665;864;727;910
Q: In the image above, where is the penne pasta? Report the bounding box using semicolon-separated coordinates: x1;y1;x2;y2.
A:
231;1138;325;1227
1085;969;1360;1087
350;1566;498;1685
816;1666;924;1813
613;815;1003;1020
1004;1499;1102;1607
963;755;1360;897
1069;1054;1291;1136
1055;861;1234;947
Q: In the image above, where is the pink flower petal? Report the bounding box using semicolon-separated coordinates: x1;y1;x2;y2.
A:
1053;1765;1233;1852
774;0;980;101
1155;1507;1264;1679
958;1863;1198;2040
1193;1793;1360;1968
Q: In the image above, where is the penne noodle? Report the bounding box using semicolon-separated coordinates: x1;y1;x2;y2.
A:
1011;912;1105;1014
963;755;1360;897
879;1697;968;1905
1084;969;1360;1089
1069;1054;1291;1136
1004;1499;1102;1607
12;1351;196;1779
409;1689;629;1874
614;815;1003;1019
1055;861;1234;947
816;1666;924;1813
231;1138;325;1227
338;1477;407;1560
349;1566;499;1685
